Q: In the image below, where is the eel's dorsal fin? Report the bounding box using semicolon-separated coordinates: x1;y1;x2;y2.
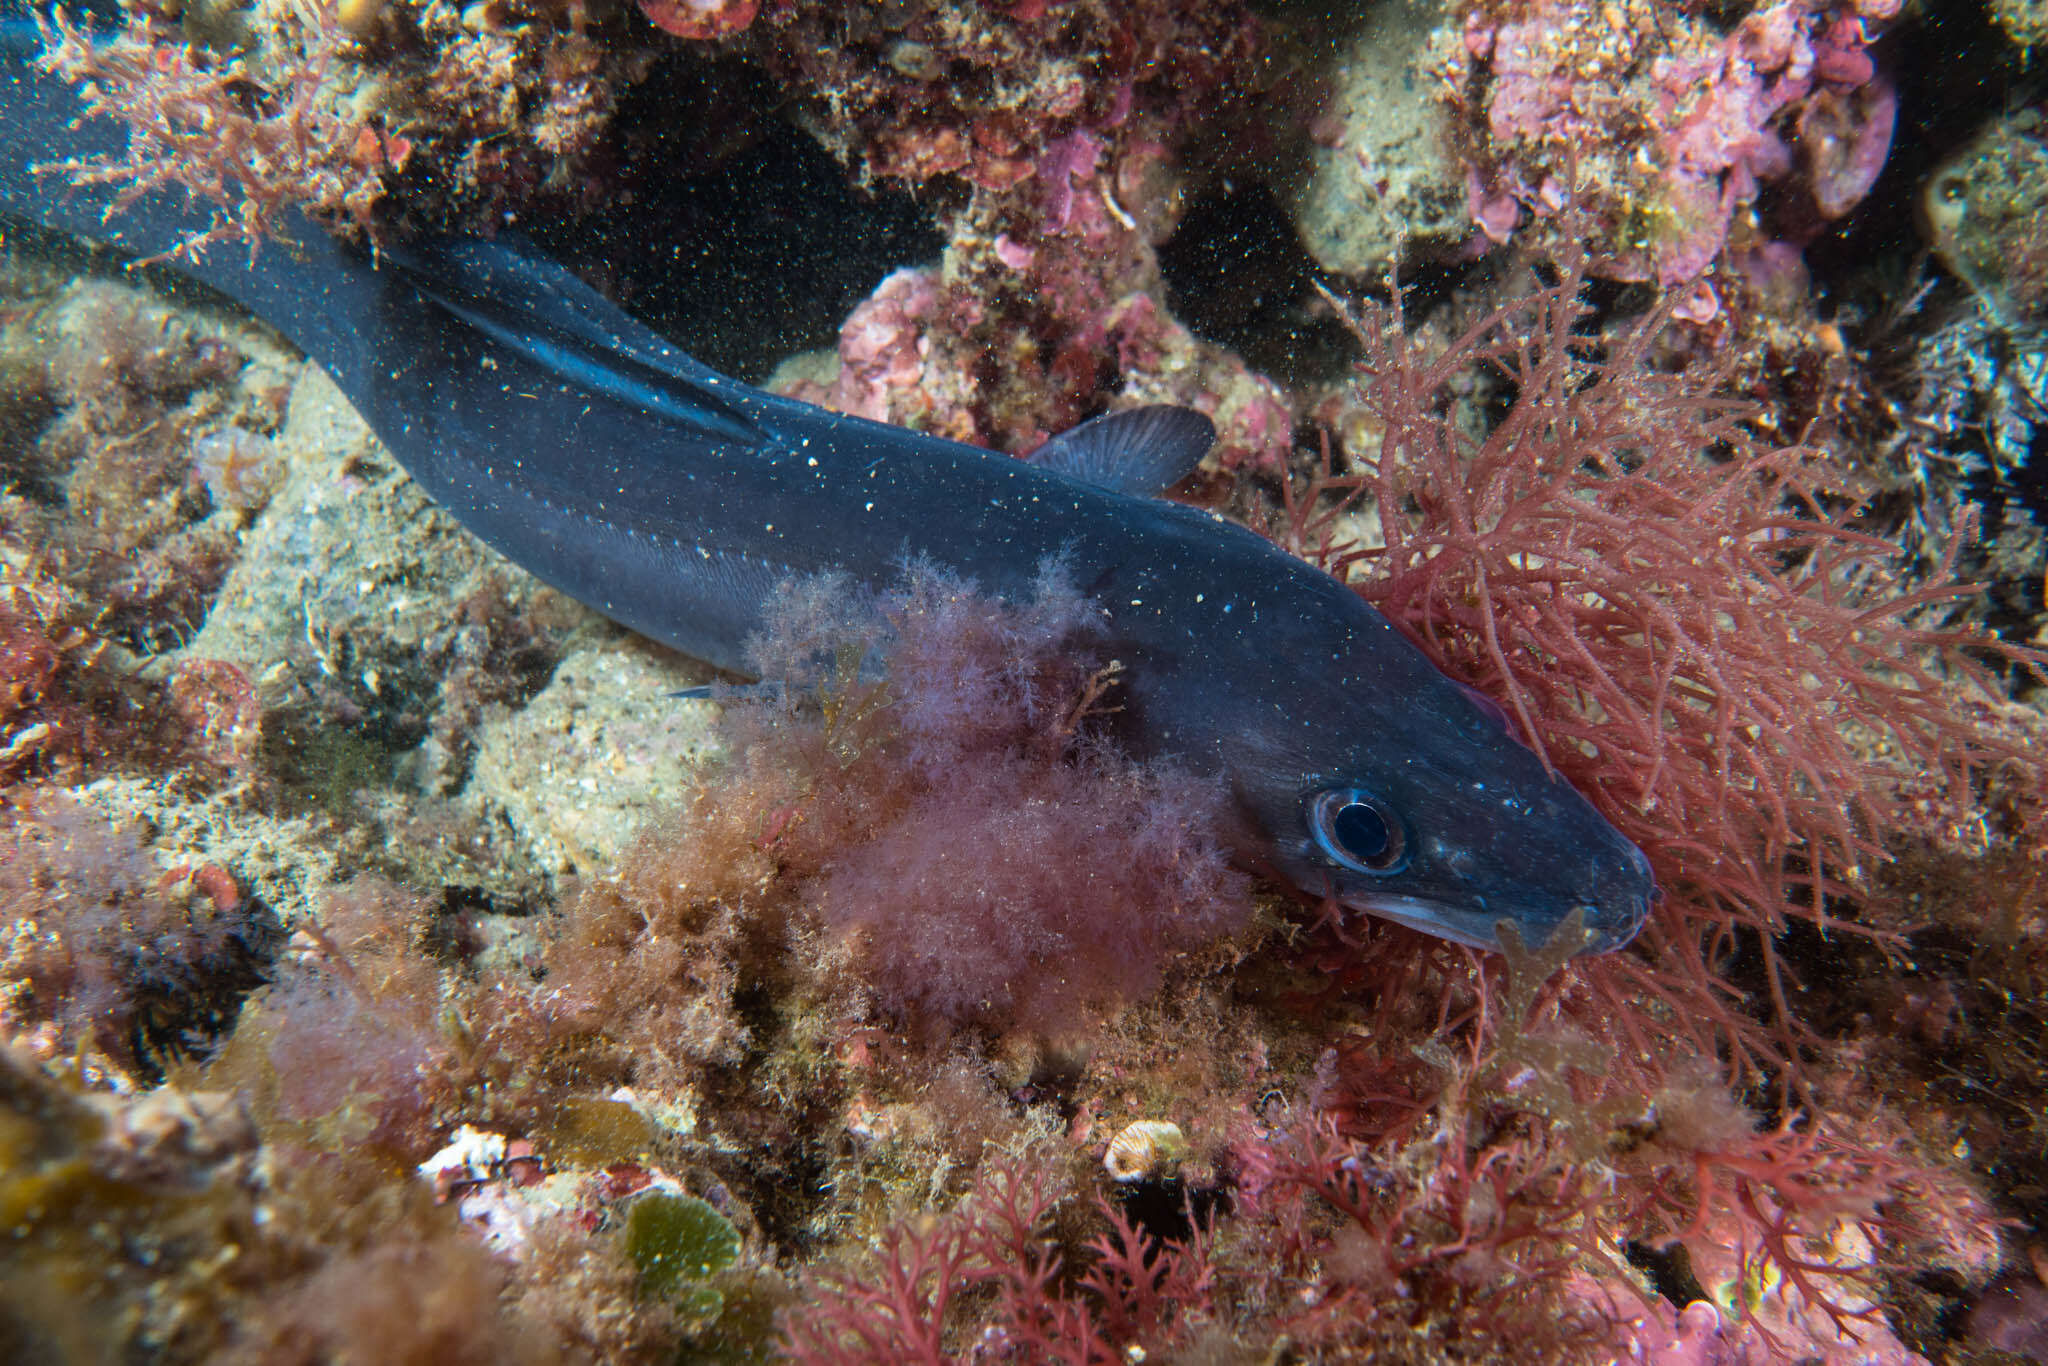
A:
1025;405;1214;496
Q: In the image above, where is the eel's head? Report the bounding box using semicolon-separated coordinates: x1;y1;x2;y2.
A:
1210;596;1656;955
1100;503;1655;956
1272;746;1653;955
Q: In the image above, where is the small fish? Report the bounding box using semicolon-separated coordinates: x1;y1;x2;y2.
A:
0;47;1654;952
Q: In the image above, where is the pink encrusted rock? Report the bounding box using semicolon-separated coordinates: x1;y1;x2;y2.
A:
1455;0;1899;288
1038;129;1106;233
1468;167;1522;244
1102;294;1293;472
1800;78;1896;218
1578;1287;1730;1366
992;233;1037;271
1464;9;1496;59
1671;280;1722;324
776;268;985;443
1484;16;1581;146
1661;1301;1731;1366
1568;1272;1932;1366
1814;30;1876;84
1733;2;1808;72
777;136;1293;469
637;0;755;39
837;268;937;414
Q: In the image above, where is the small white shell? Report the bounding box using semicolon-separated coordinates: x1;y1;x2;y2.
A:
1103;1120;1187;1184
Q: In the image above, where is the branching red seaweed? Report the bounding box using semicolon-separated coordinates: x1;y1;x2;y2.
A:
1285;259;2044;1089
36;1;398;259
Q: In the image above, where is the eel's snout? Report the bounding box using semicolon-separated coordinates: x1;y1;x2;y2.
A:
1578;834;1657;953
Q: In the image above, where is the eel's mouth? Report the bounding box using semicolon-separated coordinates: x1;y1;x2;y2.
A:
1344;890;1651;956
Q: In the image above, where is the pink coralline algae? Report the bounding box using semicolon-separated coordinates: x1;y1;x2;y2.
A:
780;244;1293;471
778;267;984;443
752;1;1282;452
1560;1092;1999;1366
1101;294;1294;472
1578;1288;1928;1366
636;0;758;41
1036;129;1107;233
780;267;1293;473
1457;0;1901;300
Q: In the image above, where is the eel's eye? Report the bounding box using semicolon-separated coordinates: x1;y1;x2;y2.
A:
1307;788;1409;875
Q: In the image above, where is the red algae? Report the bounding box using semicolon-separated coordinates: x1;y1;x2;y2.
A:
781;1154;1225;1365
0;791;281;1078
1190;253;2043;1362
547;561;1255;1046
1296;255;2044;1087
36;3;388;259
814;752;1245;1029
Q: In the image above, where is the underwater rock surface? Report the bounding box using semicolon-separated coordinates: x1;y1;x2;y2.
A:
1922;109;2048;328
1286;0;1470;275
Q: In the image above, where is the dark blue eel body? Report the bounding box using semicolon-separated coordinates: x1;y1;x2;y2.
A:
0;42;1654;953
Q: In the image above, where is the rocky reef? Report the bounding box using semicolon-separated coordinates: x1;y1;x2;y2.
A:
4;0;2048;1363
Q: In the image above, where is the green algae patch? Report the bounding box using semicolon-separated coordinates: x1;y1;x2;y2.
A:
625;1190;740;1320
537;1096;660;1168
